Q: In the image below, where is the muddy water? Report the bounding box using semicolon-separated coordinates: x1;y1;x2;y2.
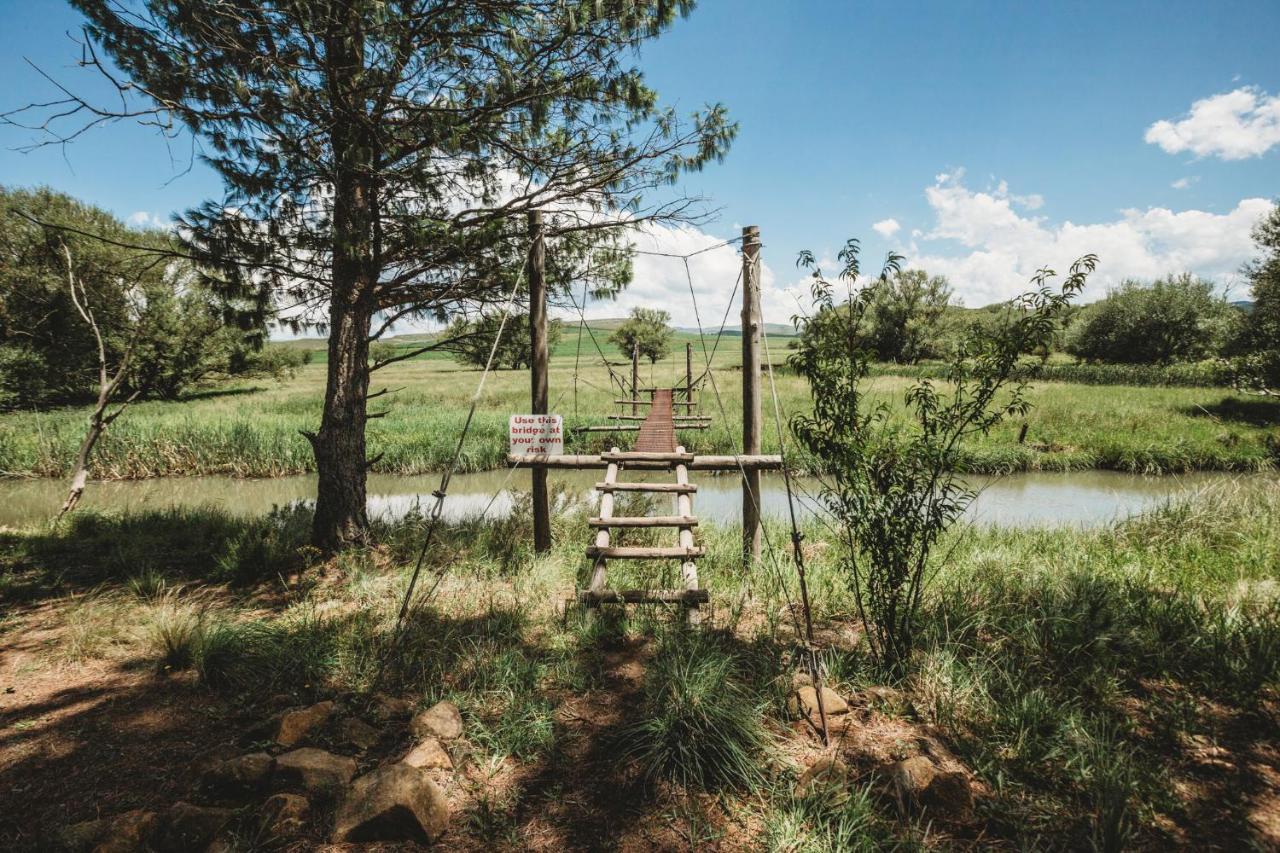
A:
0;469;1254;529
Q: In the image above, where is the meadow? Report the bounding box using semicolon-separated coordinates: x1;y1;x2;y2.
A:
1;477;1276;849
0;334;1277;482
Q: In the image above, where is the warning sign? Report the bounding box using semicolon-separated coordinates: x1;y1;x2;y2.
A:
509;414;563;455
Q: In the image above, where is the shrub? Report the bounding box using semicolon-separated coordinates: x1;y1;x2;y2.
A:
1066;274;1238;364
0;345;49;409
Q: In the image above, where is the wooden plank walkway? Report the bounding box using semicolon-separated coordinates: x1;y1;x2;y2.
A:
633;388;677;453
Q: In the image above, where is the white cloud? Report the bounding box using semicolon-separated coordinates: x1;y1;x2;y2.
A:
1170;177;1197;190
906;171;1269;305
1145;87;1280;160
872;218;901;238
126;210;169;230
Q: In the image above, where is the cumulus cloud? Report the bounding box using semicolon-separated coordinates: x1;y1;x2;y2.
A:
126;210;170;230
872;218;901;238
905;171;1269;305
1171;177;1197;190
1145;87;1280;160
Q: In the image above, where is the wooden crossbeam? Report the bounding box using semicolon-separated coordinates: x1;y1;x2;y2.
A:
613;399;696;407
595;482;697;493
585;545;706;559
510;453;782;471
600;450;694;463
588;515;699;528
578;589;710;605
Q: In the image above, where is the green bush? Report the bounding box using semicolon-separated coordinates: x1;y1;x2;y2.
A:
0;344;49;409
869;358;1233;388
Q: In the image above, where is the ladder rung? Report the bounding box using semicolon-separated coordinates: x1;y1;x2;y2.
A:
579;589;709;604
586;546;705;559
595;482;697;493
588;515;699;528
601;451;694;463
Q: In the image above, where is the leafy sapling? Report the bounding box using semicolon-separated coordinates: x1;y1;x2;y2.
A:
789;239;1096;675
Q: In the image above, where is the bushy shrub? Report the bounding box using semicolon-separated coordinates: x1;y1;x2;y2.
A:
0;344;50;409
1066;274;1239;364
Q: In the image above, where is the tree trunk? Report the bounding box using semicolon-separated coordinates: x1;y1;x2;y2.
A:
59;411;105;519
310;286;373;552
311;17;376;553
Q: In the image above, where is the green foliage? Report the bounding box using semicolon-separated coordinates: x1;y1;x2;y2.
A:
790;238;1093;673
617;629;772;791
868;358;1234;388
1066;274;1238;364
0;186;260;407
444;313;564;370
1229;201;1280;396
609;307;673;364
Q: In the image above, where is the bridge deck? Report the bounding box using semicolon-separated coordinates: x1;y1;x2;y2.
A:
633;388;677;453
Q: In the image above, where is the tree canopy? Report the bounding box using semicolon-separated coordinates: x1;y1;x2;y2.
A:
10;1;735;549
0;186;259;409
610;307;673;364
1231;202;1280;395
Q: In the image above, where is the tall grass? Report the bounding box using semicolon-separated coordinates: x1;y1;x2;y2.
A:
1;353;1275;481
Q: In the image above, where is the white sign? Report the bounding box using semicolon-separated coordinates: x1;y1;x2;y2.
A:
509;414;563;455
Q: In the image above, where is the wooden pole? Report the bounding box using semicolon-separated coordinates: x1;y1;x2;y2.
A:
631;342;640;416
685;341;694;411
528;211;551;553
741;225;762;565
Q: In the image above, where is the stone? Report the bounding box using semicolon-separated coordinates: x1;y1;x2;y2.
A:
795;756;848;797
864;685;906;706
402;738;453;771
274;748;358;794
202;751;275;797
258;793;309;841
56;810;155;853
338;716;381;750
152;802;234;853
409;700;463;741
333;763;448;844
274;700;335;747
891;755;973;821
789;685;850;722
370;693;414;721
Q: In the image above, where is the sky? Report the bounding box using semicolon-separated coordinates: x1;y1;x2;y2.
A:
1;0;1278;334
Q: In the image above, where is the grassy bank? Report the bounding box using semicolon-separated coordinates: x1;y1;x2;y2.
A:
1;480;1277;848
1;346;1277;481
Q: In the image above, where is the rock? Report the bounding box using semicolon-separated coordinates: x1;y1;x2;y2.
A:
152;802;234;853
864;685;905;706
338;716;381;750
275;700;335;747
56;810;155;853
789;685;850;722
410;700;463;741
202;751;275;797
275;748;358;794
891;755;973;821
403;738;453;771
258;793;309;841
333;763;448;844
795;756;848;797
370;693;414;721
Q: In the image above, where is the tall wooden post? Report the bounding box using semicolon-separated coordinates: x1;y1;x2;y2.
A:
741;225;762;565
631;342;640;416
685;342;694;412
528;211;551;553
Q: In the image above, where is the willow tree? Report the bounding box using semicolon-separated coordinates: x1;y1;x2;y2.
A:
8;1;733;550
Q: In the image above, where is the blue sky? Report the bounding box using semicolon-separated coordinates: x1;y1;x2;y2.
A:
2;0;1278;326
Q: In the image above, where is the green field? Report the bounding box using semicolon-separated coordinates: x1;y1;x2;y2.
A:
1;333;1277;480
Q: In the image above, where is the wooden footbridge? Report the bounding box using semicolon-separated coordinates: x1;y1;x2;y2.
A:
508;225;783;622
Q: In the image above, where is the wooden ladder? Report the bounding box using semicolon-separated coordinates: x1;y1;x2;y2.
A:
581;445;707;625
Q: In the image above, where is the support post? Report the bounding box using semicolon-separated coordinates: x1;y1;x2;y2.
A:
685;342;694;411
741;225;762;565
528;211;551;553
631;342;640;416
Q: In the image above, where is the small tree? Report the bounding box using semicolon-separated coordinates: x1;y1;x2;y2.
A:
610;307;673;364
866;268;954;363
444;313;564;370
1065;274;1236;364
790;239;1094;675
1229;202;1280;396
